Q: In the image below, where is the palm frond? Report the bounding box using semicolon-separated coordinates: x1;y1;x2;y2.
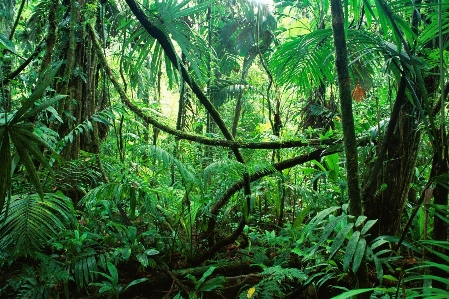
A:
77;182;122;209
52;152;104;192
270;29;335;94
58;105;124;152
0;192;75;257
214;84;248;107
154;0;211;83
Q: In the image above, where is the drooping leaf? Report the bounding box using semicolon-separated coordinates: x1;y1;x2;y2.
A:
10;132;44;199
310;214;348;255
354;215;367;228
352;238;367;273
20;94;67;122
329;223;354;259
343;231;360;272
123;278;149;292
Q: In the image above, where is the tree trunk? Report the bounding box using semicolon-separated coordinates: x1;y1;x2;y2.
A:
330;0;369;295
364;99;420;237
54;0;103;159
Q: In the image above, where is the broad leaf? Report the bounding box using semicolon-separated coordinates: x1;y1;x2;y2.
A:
343;231;360;272
0;33;16;53
352;238;367;273
329;223;354;259
361;219;378;235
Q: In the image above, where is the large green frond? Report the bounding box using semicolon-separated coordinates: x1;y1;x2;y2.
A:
270;29;335;93
0;193;75;257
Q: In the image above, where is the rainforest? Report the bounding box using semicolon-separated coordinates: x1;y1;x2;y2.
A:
0;0;448;298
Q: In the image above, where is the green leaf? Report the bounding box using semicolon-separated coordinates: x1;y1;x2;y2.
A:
145;248;160;256
343;231;360;272
172;0;216;19
309;206;340;225
10;132;44;199
123;278;148;292
361;219;378;235
383;275;399;282
329;223;354;259
352;238;367;273
137;253;149;267
196;266;215;290
106;262;119;285
199;276;226;292
21;95;67;122
355;216;367;228
311;215;348;255
330;287;380;299
9;129;53;174
11;61;63;124
121;247;132;260
0;33;16;53
292;205;311;230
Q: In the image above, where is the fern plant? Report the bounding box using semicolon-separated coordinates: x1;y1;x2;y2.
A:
8;252;73;299
0;192;75;259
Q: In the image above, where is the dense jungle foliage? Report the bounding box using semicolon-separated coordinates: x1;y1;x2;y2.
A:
0;0;449;298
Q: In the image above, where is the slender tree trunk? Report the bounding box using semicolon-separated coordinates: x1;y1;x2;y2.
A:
430;0;448;287
330;0;362;217
330;0;369;295
429;134;448;289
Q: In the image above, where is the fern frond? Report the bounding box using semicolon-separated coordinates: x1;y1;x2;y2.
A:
57;105;124;152
203;159;246;186
0;192;75;257
132;144;200;187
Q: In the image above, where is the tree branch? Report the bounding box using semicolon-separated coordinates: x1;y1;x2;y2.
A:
123;0;256;212
89;23;341;152
195;145;342;266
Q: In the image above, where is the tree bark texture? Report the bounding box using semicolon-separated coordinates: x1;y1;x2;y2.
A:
364;99;420;238
330;0;369;295
53;0;102;159
330;0;362;217
430;129;448;289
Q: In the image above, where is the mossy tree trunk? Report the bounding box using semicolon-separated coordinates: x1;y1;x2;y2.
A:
330;0;369;295
51;0;104;159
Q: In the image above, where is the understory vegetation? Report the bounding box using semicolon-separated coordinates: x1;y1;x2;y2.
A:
0;0;448;298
